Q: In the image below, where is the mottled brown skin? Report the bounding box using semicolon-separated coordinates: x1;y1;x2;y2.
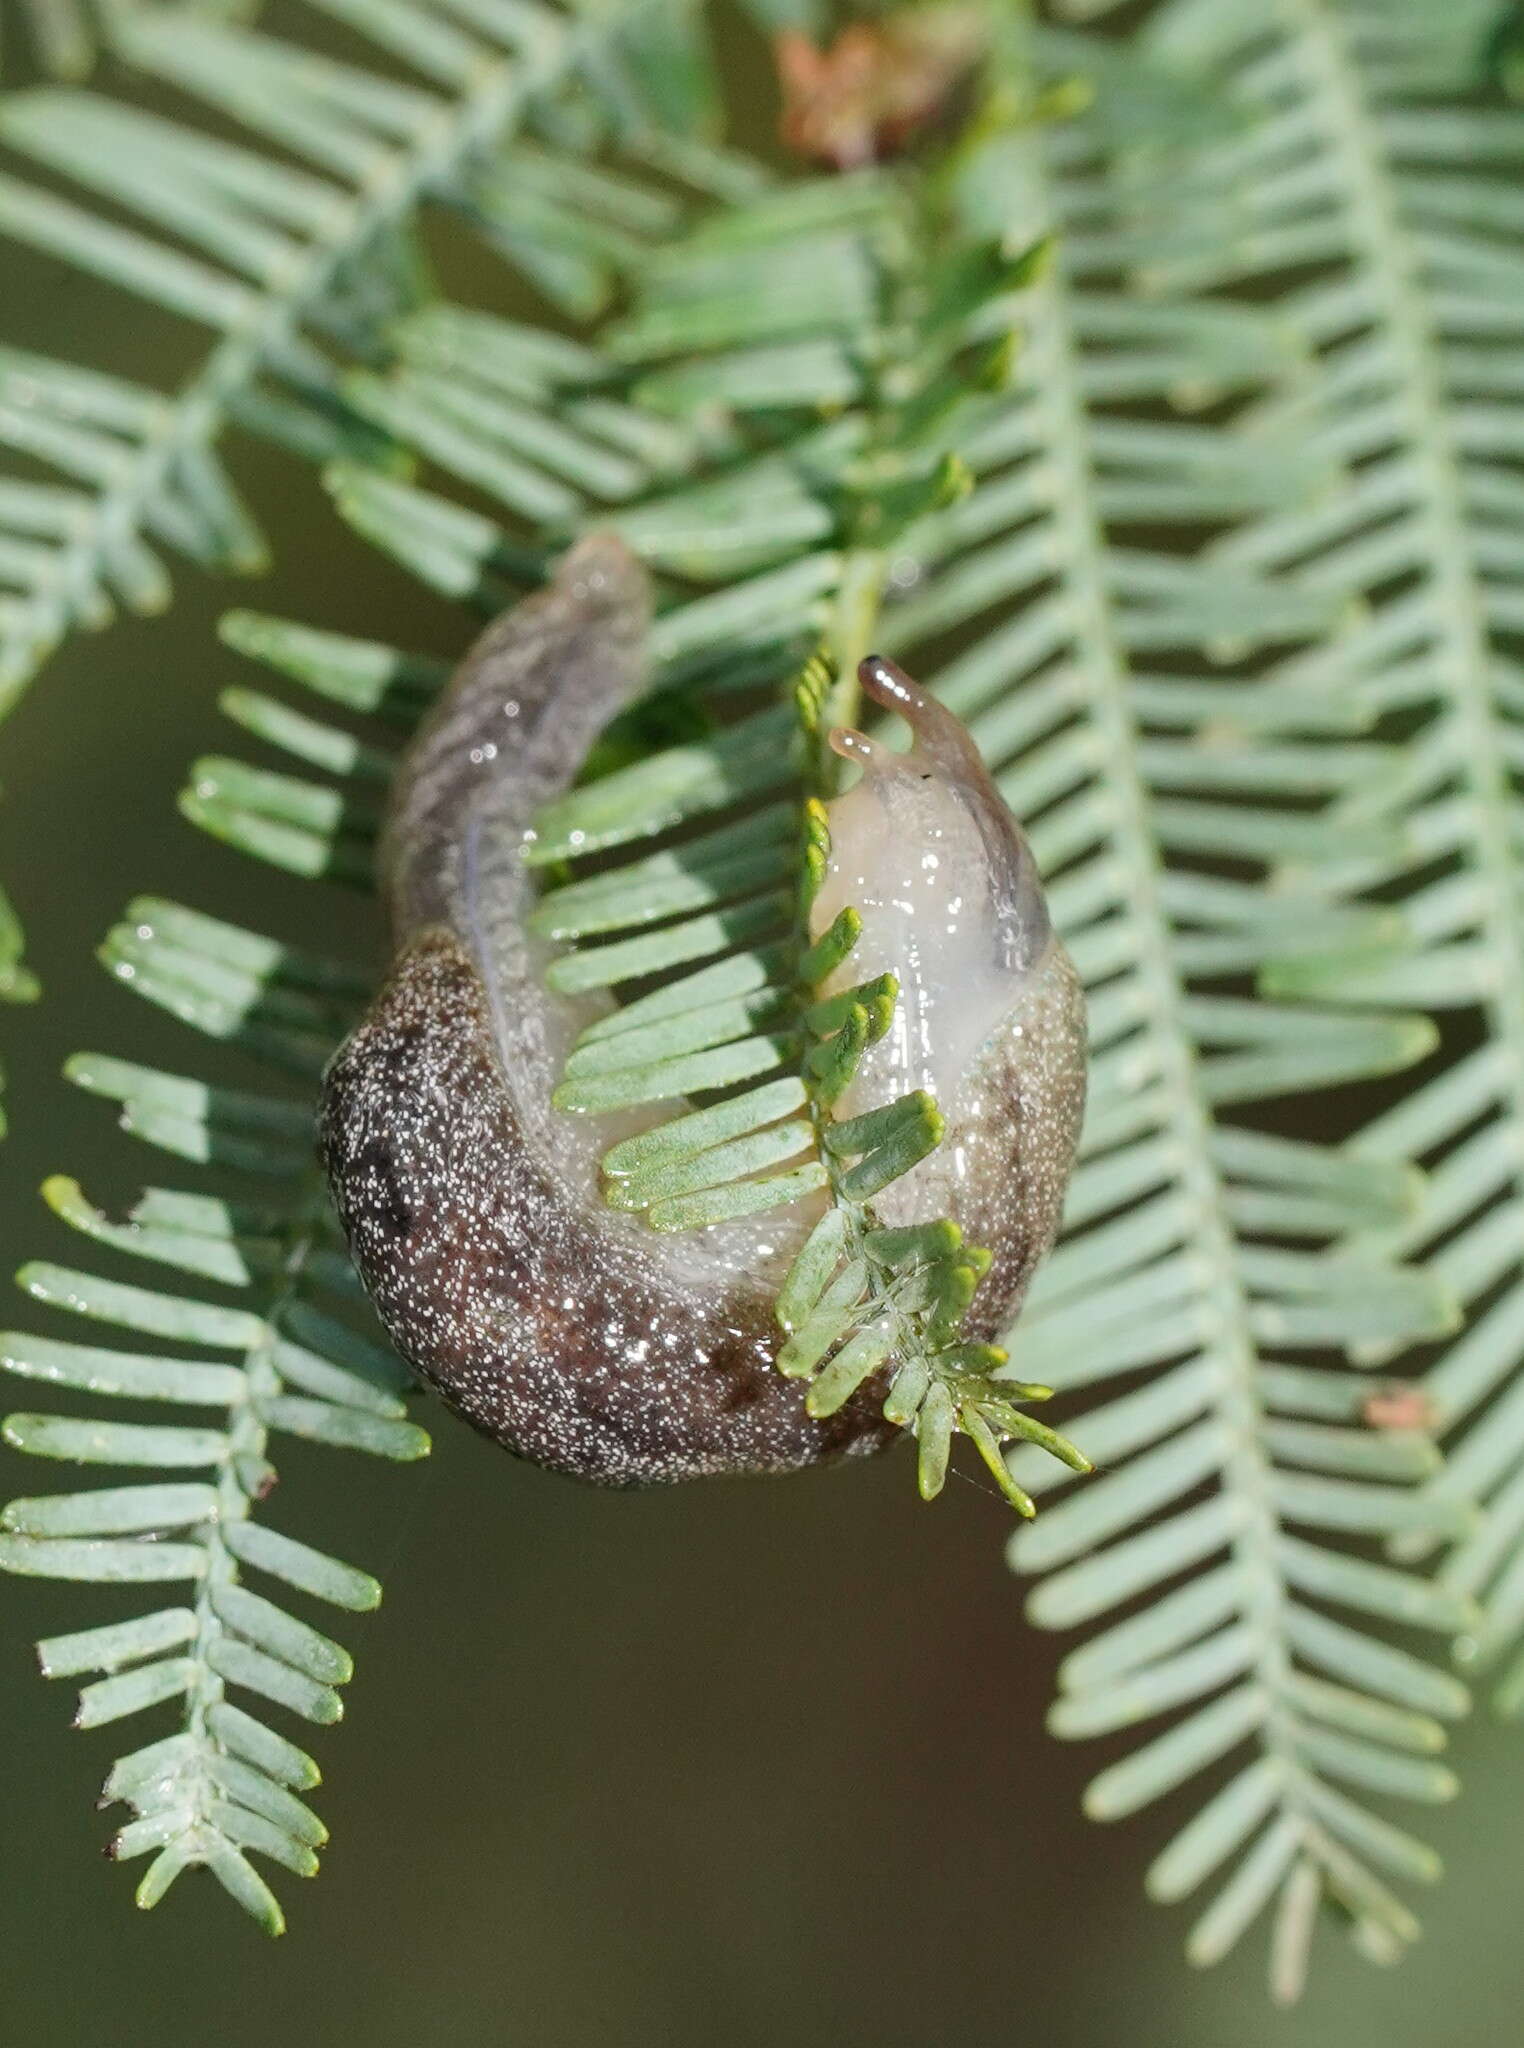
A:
321;535;893;1485
322;930;890;1483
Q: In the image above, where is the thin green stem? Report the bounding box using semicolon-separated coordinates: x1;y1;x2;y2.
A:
1009;10;1312;1825
184;1185;328;1749
822;545;885;741
1291;0;1524;1283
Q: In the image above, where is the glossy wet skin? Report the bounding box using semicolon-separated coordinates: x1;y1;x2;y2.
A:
813;654;1057;1131
321;541;1085;1485
810;656;1085;1294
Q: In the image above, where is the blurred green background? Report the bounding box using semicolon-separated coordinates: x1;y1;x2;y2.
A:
3;15;1524;2043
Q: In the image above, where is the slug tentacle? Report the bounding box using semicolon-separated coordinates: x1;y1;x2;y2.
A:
321;543;1085;1486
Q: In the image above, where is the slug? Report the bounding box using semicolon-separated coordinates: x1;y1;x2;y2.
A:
320;534;1085;1487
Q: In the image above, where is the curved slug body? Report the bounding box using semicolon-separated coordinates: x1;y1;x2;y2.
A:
321;537;1084;1485
322;536;887;1486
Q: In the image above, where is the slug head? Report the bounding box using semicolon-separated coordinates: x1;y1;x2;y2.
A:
811;653;1055;1120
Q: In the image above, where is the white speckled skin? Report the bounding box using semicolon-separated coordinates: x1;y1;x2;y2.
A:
320;538;1085;1486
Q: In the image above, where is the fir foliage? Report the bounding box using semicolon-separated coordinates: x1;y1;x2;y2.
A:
1135;0;1524;1728
2;894;429;1930
0;0;257;83
0;0;715;720
3;0;1524;1996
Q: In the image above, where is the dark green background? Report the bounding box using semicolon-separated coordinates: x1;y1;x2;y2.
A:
3;18;1524;2042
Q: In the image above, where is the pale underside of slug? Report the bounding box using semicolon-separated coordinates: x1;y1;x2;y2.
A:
321;535;1085;1488
810;656;1087;1337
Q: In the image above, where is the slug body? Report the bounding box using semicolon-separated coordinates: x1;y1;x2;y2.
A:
322;536;890;1486
321;537;1084;1486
